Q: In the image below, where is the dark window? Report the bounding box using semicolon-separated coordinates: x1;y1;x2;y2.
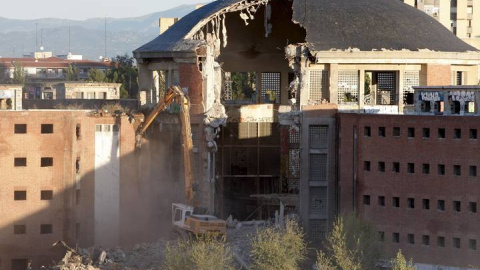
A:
378;231;385;242
364;161;371;171
13;225;26;234
453;237;461;249
378;196;385;206
378;127;386;137
422;235;430;246
408;198;415;209
363;195;371;205
393;127;400;137
407;163;415;174
438;200;445;211
454;165;461;176
40;190;53;200
423;128;430;138
454;128;461;139
423;199;430;210
14;158;26;167
41;157;53;167
14;124;27;134
41;124;53;134
393;232;400;243
14;191;26;200
438;236;445;247
76;158;81;174
469;202;477;213
393;197;400;208
438;128;446;139
393;162;400;173
470;129;477;139
456;71;463;85
454;201;461;212
408;127;415;138
470;166;477;177
76;124;82;140
364;126;371;137
422;163;430;174
469;239;477;250
407;234;415;244
438;164;445;175
378;162;385;172
40;224;53;234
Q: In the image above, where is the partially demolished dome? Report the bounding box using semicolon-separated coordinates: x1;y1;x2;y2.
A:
134;0;477;56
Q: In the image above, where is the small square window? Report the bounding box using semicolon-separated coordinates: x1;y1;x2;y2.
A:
438;164;445;175
14;158;27;167
438;236;445;247
76;124;82;140
438;200;445;211
422;163;430;174
41;190;53;200
41;157;53;167
453;201;461;212
469;239;477;250
393;197;400;208
408;198;415;209
393;127;400;137
41;124;54;134
14;191;26;200
378;162;385;172
408;127;415;138
364;161;371;172
393;162;400;173
423;199;430;210
423;128;430;139
407;234;415;244
378;127;385;137
454;128;462;139
422;235;430;246
454;165;461;176
470;166;477;177
438;128;446;139
453;237;461;249
469;202;477;213
378;196;385;206
95;125;102;132
364;126;371;137
14;124;27;134
40;224;53;234
470;129;477;140
363;195;371;205
378;231;385;242
14;225;26;234
392;232;400;243
407;163;415;174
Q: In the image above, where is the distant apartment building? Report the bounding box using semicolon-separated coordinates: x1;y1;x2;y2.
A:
400;0;480;49
24;82;121;100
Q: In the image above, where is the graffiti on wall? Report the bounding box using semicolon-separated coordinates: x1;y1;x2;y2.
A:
449;91;475;103
420;91;441;102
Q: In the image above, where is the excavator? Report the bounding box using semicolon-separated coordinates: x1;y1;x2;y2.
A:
136;85;226;236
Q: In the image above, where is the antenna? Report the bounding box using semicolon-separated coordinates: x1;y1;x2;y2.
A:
69;25;71;53
40;28;44;51
35;23;38;50
104;17;107;59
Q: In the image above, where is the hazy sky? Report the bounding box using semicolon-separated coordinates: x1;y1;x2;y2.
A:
1;0;206;20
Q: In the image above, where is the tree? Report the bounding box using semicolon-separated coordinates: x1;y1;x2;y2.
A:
316;214;383;270
250;219;307;270
391;250;416;270
12;61;27;85
66;64;79;81
105;54;139;98
163;235;234;270
88;68;106;82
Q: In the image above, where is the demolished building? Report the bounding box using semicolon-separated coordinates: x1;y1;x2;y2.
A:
133;0;480;268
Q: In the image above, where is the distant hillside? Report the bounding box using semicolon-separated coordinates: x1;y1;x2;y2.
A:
0;5;195;60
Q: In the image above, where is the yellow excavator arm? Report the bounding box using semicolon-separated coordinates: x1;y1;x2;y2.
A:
135;86;195;204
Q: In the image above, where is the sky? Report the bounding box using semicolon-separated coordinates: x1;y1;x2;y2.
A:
0;0;207;20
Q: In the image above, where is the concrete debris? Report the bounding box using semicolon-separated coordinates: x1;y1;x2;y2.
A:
204;102;228;152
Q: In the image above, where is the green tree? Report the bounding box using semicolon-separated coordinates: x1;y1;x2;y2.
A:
12;62;27;84
105;54;139;98
88;68;106;82
250;219;307;270
391;250;416;270
163;235;234;270
66;64;79;81
316;214;383;270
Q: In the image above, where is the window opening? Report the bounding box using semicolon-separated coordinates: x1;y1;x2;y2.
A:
261;72;281;103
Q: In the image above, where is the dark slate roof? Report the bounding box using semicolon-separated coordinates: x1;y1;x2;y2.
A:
135;0;477;55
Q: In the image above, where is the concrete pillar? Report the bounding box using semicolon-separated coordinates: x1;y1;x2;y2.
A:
299;57;310;107
358;69;365;109
137;63;153;106
398;70;405;112
329;64;339;104
153;70;160;104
